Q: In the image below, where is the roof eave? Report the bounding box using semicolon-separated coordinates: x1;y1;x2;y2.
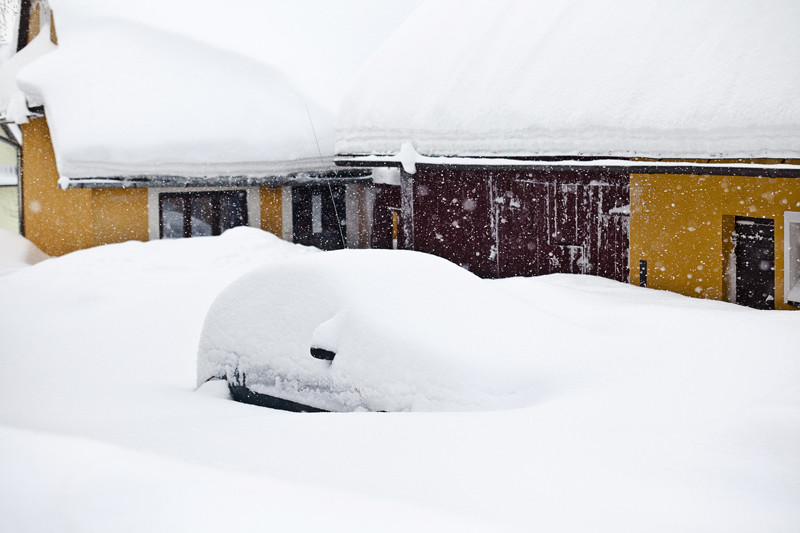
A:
335;154;800;178
59;169;372;189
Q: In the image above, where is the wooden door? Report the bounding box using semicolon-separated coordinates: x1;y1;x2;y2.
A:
496;174;629;281
734;216;775;309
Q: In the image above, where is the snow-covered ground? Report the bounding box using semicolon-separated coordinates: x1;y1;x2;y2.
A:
0;228;48;273
1;228;798;531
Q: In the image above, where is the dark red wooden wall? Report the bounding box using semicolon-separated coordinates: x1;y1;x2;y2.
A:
393;166;629;281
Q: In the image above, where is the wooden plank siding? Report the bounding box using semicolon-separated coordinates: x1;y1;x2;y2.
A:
401;166;630;281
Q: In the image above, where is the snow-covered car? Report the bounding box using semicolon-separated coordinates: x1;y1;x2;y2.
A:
197;249;577;412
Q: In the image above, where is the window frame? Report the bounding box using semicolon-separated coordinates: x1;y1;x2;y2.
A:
784;211;800;306
158;189;248;239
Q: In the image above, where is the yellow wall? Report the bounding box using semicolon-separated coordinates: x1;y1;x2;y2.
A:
21;117;149;255
28;1;58;44
260;186;282;237
91;188;149;246
22;117;94;255
630;173;800;309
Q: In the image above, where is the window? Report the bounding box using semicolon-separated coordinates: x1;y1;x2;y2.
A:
785;211;800;306
159;190;247;239
291;184;347;250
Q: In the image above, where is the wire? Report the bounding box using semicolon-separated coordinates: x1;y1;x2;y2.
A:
306;104;346;249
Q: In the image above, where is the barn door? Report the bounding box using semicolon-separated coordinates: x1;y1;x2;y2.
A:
547;183;587;274
733;216;775;309
495;177;628;281
496;180;548;277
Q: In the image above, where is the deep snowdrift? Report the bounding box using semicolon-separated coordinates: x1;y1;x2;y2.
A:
0;228;48;273
0;227;798;531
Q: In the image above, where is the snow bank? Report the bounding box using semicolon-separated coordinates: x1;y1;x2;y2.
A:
0;228;48;273
337;0;800;159
0;425;490;533
0;228;798;531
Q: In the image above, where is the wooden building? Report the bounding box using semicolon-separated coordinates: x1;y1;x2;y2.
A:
376;163;630;281
350;154;800;310
336;0;800;309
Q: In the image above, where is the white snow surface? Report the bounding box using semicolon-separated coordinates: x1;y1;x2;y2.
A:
12;0;421;179
337;0;800;159
0;29;56;124
0;228;48;273
0;227;799;531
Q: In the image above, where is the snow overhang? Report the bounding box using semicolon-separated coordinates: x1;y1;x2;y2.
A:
59;169;372;189
0;1;56;125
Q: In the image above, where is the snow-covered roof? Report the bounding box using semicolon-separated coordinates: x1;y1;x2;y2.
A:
336;0;800;160
6;0;421;181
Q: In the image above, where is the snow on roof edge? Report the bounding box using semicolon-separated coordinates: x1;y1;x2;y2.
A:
335;126;800;162
54;155;340;181
337;149;800;177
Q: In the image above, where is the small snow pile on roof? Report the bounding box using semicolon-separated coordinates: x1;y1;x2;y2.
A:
337;0;800;159
0;228;48;272
370;166;401;185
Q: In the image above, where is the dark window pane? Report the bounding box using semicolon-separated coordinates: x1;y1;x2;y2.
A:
312;193;322;234
219;192;247;232
161;197;185;239
191;195;214;236
292;185;346;250
161;190;248;239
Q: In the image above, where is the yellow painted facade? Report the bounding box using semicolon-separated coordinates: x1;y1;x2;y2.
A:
91;188;149;246
260;186;283;237
20;116;285;255
630;173;800;310
16;1;306;256
21;118;150;254
21;117;93;255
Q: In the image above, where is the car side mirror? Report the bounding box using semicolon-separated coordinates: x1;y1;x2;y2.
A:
310;347;336;361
